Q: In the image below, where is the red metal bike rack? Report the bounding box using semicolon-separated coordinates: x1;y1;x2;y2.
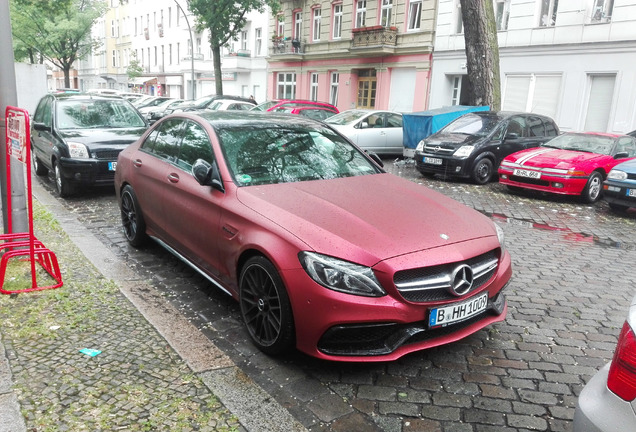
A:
1;106;63;294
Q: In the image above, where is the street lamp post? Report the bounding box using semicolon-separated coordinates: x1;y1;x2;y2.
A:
174;0;195;100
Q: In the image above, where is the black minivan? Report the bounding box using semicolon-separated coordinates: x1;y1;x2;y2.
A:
414;111;559;184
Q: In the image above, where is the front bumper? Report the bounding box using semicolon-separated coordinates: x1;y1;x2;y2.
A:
603;180;636;209
283;241;512;362
498;166;588;196
574;363;636;431
58;156;119;186
414;151;471;178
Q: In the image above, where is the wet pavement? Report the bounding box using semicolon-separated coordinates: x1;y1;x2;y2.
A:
5;157;636;431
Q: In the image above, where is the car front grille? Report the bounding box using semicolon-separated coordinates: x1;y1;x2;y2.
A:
509;175;550;187
93;149;123;160
422;144;455;154
393;250;499;302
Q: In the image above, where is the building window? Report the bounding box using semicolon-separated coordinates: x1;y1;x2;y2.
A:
176;43;180;64
255;28;262;55
277;15;285;36
356;0;366;28
168;7;172;27
455;0;463;34
330;72;339;106
154;46;157;65
407;0;422;31
312;8;321;42
333;4;342;39
310;73;319;101
294;11;302;40
111;19;118;37
196;38;201;55
451;76;462;105
134;17;138;35
502;74;562;120
380;0;393;27
112;49;117;67
169;44;172;64
591;0;613;23
495;0;511;31
277;73;296;100
539;0;558;27
241;31;248;50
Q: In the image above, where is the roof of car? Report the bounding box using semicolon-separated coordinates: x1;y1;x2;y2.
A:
185;110;325;129
48;92;124;101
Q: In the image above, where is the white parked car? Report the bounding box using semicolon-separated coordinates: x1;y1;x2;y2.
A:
325;109;403;156
137;98;183;124
207;99;255;111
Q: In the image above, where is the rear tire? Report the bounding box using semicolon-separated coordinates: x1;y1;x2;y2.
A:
239;256;295;355
32;149;48;176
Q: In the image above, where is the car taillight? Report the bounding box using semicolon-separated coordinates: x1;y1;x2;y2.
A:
607;322;636;401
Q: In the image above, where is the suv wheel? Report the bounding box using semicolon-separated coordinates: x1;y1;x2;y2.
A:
54;161;74;197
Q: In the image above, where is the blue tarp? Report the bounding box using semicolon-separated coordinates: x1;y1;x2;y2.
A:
403;105;490;149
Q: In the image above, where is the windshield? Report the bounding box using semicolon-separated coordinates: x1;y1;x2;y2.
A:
440;114;500;137
325;110;367;126
56;99;146;129
542;133;615;155
217;124;382;186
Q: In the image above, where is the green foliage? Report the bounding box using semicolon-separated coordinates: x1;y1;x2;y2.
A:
10;0;107;86
126;52;144;79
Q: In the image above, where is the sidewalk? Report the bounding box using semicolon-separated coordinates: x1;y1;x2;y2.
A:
0;180;307;432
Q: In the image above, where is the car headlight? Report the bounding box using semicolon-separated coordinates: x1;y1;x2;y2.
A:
416;140;425;152
67;141;89;159
453;145;475;158
299;252;386;297
608;169;628;181
495;223;505;253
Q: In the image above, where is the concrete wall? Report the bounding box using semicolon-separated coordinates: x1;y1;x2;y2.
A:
15;63;48;115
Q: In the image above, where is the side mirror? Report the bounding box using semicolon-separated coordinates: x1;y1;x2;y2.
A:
359;121;369;129
192;159;224;192
32;122;50;132
505;132;519;140
614;151;629;159
365;151;384;167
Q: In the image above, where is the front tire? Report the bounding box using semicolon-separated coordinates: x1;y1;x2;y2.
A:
239;256;295;355
582;172;603;203
471;158;494;185
120;185;148;247
54;161;73;197
32;149;48;176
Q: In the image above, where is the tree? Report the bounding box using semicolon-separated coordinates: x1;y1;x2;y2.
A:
459;0;501;111
188;0;280;95
126;52;144;80
10;0;106;88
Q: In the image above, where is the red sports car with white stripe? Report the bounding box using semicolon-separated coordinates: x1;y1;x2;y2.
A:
498;132;636;203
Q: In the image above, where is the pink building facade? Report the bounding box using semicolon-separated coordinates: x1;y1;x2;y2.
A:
267;0;436;113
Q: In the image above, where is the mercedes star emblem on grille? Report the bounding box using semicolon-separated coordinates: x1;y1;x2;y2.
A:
450;264;474;296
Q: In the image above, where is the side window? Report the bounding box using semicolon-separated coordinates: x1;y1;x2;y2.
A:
615;137;636;158
33;97;52;126
141;129;161;153
147;119;184;162
506;117;526;137
544;119;559;136
386;113;402;128
176;121;214;172
526;116;545;137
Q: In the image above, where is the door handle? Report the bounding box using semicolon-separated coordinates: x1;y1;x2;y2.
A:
167;173;180;183
133;159;142;168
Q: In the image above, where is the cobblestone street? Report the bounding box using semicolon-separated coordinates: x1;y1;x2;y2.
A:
18;158;636;431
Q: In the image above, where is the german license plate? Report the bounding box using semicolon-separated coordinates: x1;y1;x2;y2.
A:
513;168;540;179
628;189;636;197
108;162;117;171
423;156;442;165
429;292;488;328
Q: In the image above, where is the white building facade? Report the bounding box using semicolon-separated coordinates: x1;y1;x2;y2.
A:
76;0;270;102
429;0;636;134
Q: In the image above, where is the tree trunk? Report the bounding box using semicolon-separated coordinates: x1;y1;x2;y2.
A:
212;45;223;95
460;0;501;111
63;65;71;88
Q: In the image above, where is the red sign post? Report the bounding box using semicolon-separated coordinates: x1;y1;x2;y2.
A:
1;106;62;294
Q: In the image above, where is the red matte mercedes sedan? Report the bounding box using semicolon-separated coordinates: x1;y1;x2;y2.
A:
499;132;636;203
114;111;512;362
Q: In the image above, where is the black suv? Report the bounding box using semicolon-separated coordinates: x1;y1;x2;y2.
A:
30;92;148;197
414;111;560;184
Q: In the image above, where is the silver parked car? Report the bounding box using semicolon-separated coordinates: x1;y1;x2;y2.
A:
325;109;403;156
574;295;636;431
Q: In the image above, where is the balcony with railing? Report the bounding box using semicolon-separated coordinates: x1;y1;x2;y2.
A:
351;26;398;53
270;37;304;58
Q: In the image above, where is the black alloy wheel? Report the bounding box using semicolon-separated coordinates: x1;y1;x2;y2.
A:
120;185;147;247
471;158;494;184
582;171;603;203
239;256;295;355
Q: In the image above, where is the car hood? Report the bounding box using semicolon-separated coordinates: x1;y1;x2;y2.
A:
506;147;608;168
236;173;497;265
612;158;636;173
424;132;486;148
57;127;147;147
